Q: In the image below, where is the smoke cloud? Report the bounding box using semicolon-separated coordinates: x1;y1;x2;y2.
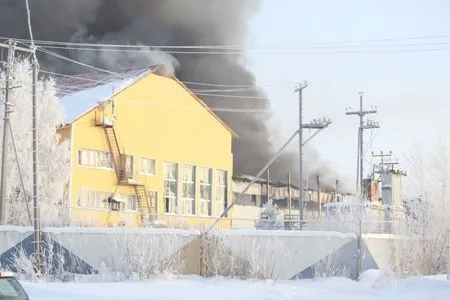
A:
0;0;340;189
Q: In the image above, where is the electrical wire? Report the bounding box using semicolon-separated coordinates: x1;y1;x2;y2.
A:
40;70;112;85
41;69;296;95
54;91;271;112
126;101;270;113
190;92;269;99
24;0;37;62
38;48;117;75
8;121;33;226
33;45;450;56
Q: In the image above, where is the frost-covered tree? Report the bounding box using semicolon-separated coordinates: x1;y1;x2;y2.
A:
401;140;450;275
0;59;70;226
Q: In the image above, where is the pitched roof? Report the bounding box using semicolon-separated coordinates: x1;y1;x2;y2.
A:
55;66;238;138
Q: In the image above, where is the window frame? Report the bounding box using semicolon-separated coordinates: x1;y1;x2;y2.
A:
78;148;114;170
215;169;228;217
163;162;179;214
199;167;212;216
181;165;196;215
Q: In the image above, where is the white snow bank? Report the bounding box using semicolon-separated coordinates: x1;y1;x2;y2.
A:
22;273;450;300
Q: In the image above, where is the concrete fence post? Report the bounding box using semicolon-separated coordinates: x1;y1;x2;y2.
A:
200;232;206;277
356;219;362;281
447;229;450;281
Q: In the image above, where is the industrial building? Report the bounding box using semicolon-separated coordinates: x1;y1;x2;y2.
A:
230;175;342;228
57;66;237;229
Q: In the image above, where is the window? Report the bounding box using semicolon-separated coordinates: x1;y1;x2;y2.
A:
182;165;196;215
141;158;156;175
164;162;178;213
78;149;113;169
199;167;212;216
215;170;228;217
77;189;110;209
122;194;137;211
125;155;134;179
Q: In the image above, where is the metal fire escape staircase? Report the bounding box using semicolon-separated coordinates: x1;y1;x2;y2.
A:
96;106;151;225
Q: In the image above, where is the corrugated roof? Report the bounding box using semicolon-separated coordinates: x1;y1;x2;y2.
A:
57;66;159;123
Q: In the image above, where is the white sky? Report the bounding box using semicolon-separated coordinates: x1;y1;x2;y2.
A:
246;0;450;190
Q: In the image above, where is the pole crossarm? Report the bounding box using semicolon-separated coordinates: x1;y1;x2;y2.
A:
345;109;377;116
0;42;34;54
303;118;332;129
205;130;300;234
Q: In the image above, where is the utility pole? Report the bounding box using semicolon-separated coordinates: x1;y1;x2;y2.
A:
207;84;331;233
345;92;379;198
372;150;392;174
295;81;332;226
31;56;41;274
0;41;15;224
295;82;308;224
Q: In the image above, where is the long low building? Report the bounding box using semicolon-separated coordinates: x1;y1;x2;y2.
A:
230;176;342;228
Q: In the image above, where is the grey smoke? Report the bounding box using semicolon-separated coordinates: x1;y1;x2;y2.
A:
0;0;340;190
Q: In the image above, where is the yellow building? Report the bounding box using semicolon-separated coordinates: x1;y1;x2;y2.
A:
57;66;237;229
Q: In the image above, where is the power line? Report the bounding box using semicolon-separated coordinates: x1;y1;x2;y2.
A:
38;48;117;75
40;69;294;96
189;92;269;99
34;45;450;56
126;101;270;113
183;81;296;88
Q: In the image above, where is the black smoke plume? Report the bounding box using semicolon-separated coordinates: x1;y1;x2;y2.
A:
0;0;340;189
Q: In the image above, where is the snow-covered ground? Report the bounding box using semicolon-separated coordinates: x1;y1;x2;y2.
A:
22;270;450;300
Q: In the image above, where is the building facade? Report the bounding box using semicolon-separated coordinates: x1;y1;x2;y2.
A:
57;67;237;229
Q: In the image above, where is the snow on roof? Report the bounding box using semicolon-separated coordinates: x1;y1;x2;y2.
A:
56;66;159;123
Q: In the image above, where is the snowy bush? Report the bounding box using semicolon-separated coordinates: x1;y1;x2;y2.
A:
97;231;185;281
399;141;450;276
10;232;84;282
202;232;281;280
0;59;70;226
313;247;349;279
201;232;251;279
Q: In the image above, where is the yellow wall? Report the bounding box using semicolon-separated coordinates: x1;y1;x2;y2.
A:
68;72;234;228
